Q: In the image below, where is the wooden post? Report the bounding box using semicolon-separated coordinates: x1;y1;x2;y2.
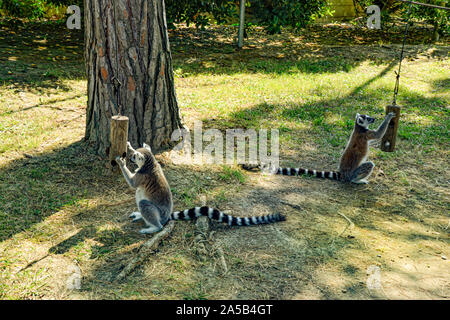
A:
109;115;129;170
381;105;401;152
237;0;246;48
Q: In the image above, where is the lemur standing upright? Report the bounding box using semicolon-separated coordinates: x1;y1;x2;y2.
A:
242;112;395;184
116;142;285;234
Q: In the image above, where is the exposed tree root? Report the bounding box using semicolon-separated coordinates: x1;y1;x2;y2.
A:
194;216;228;274
115;220;175;282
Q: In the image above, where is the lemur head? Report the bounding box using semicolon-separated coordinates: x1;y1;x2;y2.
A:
355;113;375;129
130;143;153;168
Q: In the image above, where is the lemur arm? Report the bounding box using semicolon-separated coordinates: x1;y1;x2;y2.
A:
116;156;137;189
367;112;395;140
127;142;136;153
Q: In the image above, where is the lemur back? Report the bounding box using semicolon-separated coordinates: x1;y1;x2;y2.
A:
241;112;395;184
116;143;285;234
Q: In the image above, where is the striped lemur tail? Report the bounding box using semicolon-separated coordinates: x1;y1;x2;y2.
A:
170;206;286;226
240;164;341;181
275;167;341;180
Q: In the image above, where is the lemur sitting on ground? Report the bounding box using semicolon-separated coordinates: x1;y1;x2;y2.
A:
241;112;395;184
116;142;285;234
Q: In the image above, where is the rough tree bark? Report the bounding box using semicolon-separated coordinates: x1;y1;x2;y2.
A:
84;0;183;157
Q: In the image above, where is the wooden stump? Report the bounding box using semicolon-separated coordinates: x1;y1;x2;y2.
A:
109;115;129;170
381;104;401;152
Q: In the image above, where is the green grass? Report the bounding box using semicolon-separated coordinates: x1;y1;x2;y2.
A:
218;165;246;184
178;60;449;149
0;21;449;300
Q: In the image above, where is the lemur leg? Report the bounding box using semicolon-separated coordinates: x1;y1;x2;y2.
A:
138;200;164;234
129;212;142;222
351;161;375;184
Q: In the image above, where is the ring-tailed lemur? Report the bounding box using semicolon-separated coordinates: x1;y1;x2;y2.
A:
241;112;395;184
116;142;285;234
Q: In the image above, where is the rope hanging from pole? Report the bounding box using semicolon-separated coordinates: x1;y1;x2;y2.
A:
381;0;416;152
392;0;414;105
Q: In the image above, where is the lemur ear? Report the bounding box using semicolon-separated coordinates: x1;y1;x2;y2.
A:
143;143;151;151
355;113;360;119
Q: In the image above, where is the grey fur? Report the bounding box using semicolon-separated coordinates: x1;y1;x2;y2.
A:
118;143;286;234
116;142;173;234
241;112;395;185
339;112;395;183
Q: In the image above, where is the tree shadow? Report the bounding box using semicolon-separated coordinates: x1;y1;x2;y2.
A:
170;25;449;77
0;115;446;299
47;210;144;259
79;153;446;299
0;19;85;92
173;55;362;76
210;78;447;144
82;179;354;298
1;19;447;88
0;140;116;242
432;77;450;93
1;93;86;116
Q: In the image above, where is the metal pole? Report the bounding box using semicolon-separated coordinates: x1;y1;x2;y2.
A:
238;0;246;48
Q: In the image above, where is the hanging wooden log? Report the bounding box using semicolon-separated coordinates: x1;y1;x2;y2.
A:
109;115;129;170
381;104;401;152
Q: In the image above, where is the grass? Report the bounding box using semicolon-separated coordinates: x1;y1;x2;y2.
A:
219;166;246;184
0;20;449;299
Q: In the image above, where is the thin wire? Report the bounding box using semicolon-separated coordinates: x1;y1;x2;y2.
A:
393;0;414;105
394;0;450;11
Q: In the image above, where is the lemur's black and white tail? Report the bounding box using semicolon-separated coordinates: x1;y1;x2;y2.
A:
241;164;340;181
275;167;341;180
170;206;285;226
240;164;340;181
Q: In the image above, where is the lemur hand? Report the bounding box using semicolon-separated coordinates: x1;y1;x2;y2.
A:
115;156;125;166
387;112;395;119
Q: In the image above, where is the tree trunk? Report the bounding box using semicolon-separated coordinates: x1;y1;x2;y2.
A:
84;0;182;157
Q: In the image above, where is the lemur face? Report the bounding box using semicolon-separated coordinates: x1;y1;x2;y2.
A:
356;113;375;128
130;150;146;167
129;143;152;168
